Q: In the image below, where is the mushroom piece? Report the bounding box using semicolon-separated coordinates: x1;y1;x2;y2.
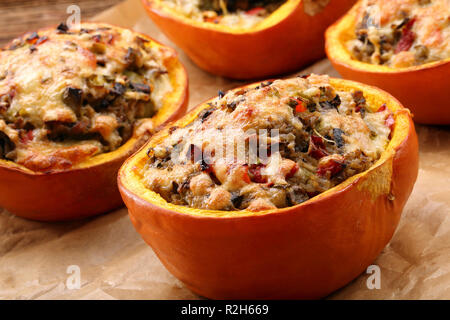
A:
0;131;15;159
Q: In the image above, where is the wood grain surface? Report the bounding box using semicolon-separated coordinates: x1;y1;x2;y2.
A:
0;0;124;46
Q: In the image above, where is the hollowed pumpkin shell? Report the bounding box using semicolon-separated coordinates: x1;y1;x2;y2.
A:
118;77;418;299
325;1;450;125
142;0;357;79
0;23;188;221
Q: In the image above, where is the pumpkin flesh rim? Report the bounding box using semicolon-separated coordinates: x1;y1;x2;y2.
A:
142;0;301;35
119;77;413;219
0;22;189;176
325;1;450;75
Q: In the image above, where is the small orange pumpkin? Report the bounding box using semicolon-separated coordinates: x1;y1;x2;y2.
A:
0;23;188;221
325;1;450;124
118;77;418;299
142;0;357;79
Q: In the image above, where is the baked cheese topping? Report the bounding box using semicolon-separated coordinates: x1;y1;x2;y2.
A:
142;74;393;212
162;0;287;28
0;22;173;172
347;0;450;68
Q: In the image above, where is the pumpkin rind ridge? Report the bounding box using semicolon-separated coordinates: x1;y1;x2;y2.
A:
142;0;357;79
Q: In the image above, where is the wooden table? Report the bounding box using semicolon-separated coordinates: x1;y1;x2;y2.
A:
0;0;124;47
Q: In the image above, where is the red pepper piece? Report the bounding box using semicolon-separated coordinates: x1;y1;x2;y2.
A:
311;135;326;148
248;164;267;183
92;34;102;43
26;32;39;45
242;169;251;184
107;34;115;45
308;135;328;160
377;103;395;134
317;159;345;178
395;17;417;53
35;36;48;46
377;104;387;112
289;98;307;113
295;99;307;113
20;130;34;144
286;163;299;179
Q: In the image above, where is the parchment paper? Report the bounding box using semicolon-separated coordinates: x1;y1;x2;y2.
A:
0;0;449;300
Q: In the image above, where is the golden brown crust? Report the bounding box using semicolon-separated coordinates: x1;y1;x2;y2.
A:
142;75;393;211
0;22;174;172
161;0;287;28
347;0;449;67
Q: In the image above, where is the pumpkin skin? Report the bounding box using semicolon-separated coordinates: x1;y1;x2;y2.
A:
118;78;418;299
0;23;189;222
325;1;450;125
142;0;357;79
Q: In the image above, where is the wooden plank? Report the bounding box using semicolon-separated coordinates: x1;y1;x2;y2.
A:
0;0;124;46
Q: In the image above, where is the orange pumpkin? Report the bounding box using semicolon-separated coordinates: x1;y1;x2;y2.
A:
118;77;418;299
142;0;357;79
325;1;450;125
0;24;188;221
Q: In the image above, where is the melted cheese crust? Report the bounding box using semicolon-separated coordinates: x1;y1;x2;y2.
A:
0;23;173;172
162;0;287;28
142;75;392;212
347;0;450;67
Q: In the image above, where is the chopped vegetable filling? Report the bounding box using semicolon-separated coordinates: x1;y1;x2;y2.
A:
162;0;287;28
142;74;393;212
0;23;172;172
347;0;449;68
